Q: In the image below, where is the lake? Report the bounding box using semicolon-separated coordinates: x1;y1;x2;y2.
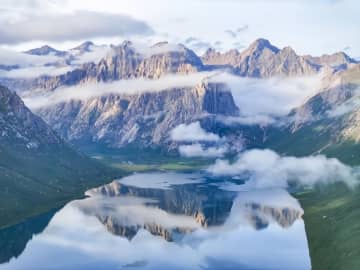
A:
0;172;311;270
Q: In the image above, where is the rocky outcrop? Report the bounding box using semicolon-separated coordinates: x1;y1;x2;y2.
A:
0;85;61;148
25;45;67;57
202;39;357;78
289;64;360;131
36;81;239;148
202;39;318;77
18;41;204;92
304;52;357;69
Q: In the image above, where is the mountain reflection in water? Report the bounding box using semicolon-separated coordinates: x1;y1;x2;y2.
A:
0;172;311;270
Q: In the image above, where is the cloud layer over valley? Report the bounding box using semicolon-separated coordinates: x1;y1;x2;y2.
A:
23;72;215;109
210;73;323;125
207;149;359;190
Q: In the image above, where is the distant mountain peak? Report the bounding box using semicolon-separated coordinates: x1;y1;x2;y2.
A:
71;41;95;52
151;41;170;48
247;38;280;54
25;45;66;56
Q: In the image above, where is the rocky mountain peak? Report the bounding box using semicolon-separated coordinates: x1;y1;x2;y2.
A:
245;38;280;54
71;41;95;53
25;45;66;57
0;85;61;148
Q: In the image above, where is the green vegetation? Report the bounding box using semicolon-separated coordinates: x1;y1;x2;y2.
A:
0;142;122;229
82;144;213;173
296;183;360;270
265;124;360;270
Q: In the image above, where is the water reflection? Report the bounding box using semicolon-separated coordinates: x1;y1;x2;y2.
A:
0;172;310;270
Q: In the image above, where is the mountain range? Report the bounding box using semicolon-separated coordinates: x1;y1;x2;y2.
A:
1;38;358;160
1;38;360;223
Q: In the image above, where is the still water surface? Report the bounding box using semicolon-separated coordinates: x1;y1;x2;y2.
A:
0;172;311;270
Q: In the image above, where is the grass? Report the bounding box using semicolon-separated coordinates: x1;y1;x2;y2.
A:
0;142;123;229
295;183;360;270
265;126;360;270
84;145;213;173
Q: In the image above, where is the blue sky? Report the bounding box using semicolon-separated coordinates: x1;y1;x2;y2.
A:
0;0;358;57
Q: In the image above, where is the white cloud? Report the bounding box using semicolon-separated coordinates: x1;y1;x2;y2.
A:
0;48;62;67
326;87;360;117
210;73;323;125
115;172;204;190
207;149;359;189
71;44;112;65
77;196;201;230
131;42;185;57
179;143;228;158
0;10;153;44
4;175;310;270
0;65;74;79
216;115;276;126
170;121;220;142
22;72;214;109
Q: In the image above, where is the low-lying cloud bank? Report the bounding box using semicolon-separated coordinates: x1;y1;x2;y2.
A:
179;143;227;158
0;44;114;79
0;65;75;79
0;48;62;67
210;73;323;125
207;149;358;189
171;121;220;142
23;72;214;109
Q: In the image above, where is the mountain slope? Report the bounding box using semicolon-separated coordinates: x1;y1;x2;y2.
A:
0;85;118;228
11;41;204;92
36;81;239;149
264;64;360;164
202;39;357;78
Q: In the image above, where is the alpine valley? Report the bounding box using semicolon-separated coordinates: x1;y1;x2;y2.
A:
1;38;360;270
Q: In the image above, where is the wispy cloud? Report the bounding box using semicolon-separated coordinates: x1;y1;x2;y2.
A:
0;10;153;44
23;72;214;109
225;25;249;39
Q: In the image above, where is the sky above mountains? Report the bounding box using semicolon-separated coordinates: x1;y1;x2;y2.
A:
0;0;358;57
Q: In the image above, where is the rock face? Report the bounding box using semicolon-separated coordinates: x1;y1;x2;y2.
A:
25;45;67;57
2;38;359;153
264;64;360;161
289;64;360;131
17;41;204;92
202;39;356;78
36;81;239;148
0;85;61;148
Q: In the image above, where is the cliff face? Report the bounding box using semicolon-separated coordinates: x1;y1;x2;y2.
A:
36;82;239;148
